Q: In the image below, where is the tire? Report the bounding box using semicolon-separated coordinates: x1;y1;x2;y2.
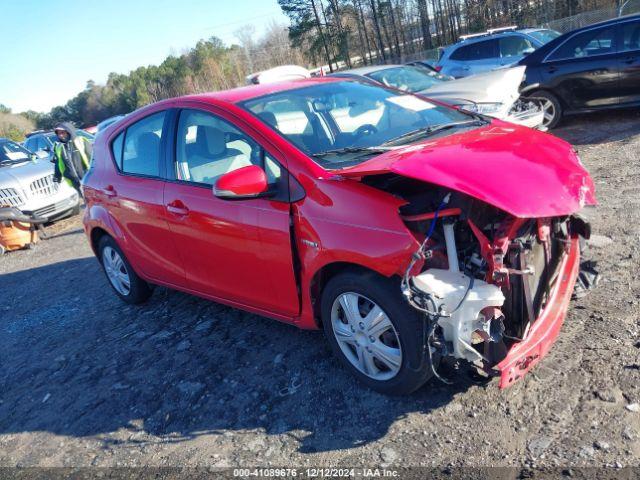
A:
533;90;563;130
98;235;152;304
70;204;81;217
321;270;435;395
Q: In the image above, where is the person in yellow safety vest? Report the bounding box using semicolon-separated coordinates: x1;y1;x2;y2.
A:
52;122;92;198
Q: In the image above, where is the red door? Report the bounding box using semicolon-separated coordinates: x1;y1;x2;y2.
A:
162;108;299;317
106;110;185;286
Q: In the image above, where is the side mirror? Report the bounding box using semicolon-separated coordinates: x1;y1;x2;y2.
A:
43;146;51;152
213;165;271;200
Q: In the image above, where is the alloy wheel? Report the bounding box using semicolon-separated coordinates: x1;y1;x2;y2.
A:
102;246;131;296
541;99;556;128
330;292;402;381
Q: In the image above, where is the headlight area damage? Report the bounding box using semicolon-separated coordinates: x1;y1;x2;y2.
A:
397;189;588;387
339;127;597;387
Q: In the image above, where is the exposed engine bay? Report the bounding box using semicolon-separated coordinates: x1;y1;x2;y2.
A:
363;174;591;379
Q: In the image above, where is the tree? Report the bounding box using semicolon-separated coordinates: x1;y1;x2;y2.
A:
279;0;335;70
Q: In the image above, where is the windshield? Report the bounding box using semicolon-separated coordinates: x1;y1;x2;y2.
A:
367;65;445;93
528;29;561;44
241;80;474;169
0;141;31;163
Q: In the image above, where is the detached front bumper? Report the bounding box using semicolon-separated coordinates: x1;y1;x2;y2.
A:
495;237;580;388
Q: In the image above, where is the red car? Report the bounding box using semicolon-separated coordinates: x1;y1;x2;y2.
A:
82;78;596;394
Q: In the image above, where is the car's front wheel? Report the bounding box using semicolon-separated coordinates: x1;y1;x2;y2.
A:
533;90;563;129
321;270;435;395
98;235;152;304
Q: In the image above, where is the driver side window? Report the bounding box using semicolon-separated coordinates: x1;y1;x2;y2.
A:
176;109;283;187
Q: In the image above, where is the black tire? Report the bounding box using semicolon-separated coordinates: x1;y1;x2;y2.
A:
321;270;435;395
533;90;563;130
98;235;152;304
70;204;81;216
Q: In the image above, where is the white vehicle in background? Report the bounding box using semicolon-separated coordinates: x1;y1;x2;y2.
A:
0;138;79;220
332;64;545;129
246;65;311;85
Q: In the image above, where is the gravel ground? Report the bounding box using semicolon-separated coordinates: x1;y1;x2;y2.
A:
1;109;639;473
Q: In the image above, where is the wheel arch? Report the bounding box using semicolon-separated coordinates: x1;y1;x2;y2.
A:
309;261;396;328
89;226;110;256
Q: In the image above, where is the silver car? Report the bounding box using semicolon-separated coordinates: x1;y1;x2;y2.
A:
332;64;544;129
437;27;561;78
0;138;80;220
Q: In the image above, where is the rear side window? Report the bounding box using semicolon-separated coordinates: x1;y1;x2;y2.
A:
548;26;616;61
621;20;640;52
111;132;124;168
449;45;468;61
121;111;166;176
451;40;498;61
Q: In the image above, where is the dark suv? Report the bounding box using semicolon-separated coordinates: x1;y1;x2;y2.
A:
519;14;640;128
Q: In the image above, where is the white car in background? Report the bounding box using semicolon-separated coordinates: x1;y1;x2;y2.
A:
0;138;80;220
246;65;311;85
332;64;545;129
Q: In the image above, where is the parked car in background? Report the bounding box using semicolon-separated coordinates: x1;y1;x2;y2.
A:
0;138;80;220
97;115;126;133
246;65;311;85
405;60;455;80
519;14;640;128
83;77;595;394
332;64;544;128
23;130;59;162
437;26;561;78
25;129;94;162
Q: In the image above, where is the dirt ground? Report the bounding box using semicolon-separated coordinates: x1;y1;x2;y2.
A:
1;109;640;474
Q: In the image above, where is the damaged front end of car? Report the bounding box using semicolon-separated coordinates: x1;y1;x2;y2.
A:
396;188;590;386
338;124;597;386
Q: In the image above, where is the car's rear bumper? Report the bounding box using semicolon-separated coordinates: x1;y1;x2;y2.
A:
495;236;580;388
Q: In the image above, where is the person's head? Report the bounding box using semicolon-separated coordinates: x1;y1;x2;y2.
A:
53;122;77;143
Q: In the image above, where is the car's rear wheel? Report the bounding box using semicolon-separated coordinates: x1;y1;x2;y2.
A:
98;235;152;304
534;91;562;129
321;270;435;395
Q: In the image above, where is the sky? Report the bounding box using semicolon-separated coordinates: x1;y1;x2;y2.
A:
0;0;288;113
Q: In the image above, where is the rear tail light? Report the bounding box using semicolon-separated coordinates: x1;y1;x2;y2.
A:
434;65;443;72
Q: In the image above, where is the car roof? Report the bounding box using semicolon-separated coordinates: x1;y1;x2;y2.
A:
174;77;344;105
518;27;554;34
331;65;405;76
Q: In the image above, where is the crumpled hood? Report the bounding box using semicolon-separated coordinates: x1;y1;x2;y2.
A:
421;66;524;106
338;122;596;218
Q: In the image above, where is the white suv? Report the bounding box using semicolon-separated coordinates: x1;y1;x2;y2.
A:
0;138;80;220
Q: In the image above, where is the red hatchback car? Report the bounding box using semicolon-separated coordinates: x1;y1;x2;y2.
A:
83;78;596;394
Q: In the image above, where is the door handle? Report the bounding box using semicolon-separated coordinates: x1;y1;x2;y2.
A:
166;201;189;216
101;185;117;197
546;66;558;74
624;56;636;64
